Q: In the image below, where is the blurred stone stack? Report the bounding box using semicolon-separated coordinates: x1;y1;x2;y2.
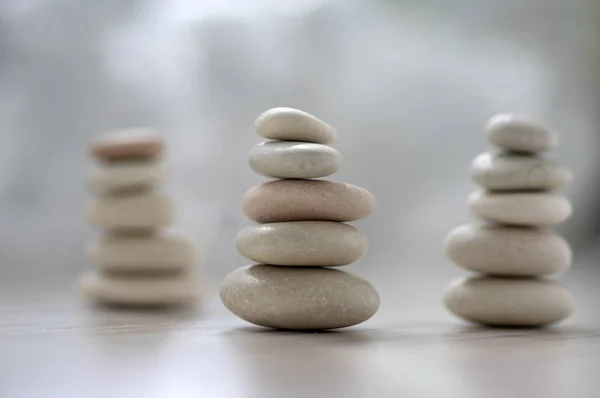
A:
79;129;202;307
444;114;576;327
221;108;380;330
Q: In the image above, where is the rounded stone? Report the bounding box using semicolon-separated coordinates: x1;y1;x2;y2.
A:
255;107;337;144
88;191;174;231
91;128;164;160
220;264;379;330
89;231;197;273
88;159;166;193
468;191;572;227
79;272;202;307
242;179;376;223
248;140;342;179
486;114;558;153
470;152;572;191
444;276;574;327
445;224;571;276
236;221;367;266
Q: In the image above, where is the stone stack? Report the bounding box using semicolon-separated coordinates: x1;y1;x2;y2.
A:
444;114;575;327
220;108;380;330
79;129;202;307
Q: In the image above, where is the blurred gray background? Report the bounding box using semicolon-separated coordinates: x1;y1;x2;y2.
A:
0;0;598;323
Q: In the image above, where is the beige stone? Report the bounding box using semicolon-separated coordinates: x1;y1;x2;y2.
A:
91;128;164;160
90;231;197;273
88;191;174;231
242;179;376;223
88;159;166;193
79;271;201;307
248;141;342;178
255;108;337;144
220;264;379;330
236;221;367;266
444;276;574;327
468;191;572;227
470;152;572;191
445;224;571;276
486;114;558;153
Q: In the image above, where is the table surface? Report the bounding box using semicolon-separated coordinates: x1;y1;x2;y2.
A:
2;264;600;398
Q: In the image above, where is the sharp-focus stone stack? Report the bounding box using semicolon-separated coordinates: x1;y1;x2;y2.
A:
444;114;576;327
220;108;380;330
79;129;202;307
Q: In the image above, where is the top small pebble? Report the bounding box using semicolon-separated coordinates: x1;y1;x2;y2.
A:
486;114;558;153
91;128;165;161
255;108;337;145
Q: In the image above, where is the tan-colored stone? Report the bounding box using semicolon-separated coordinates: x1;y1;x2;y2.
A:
88;191;174;231
444;276;574;327
91;128;164;160
90;231;197;273
79;271;202;307
255;108;337;144
468;191;572;227
445;224;571;276
88;159;166;193
248;141;342;178
236;221;367;266
243;179;376;223
486;114;558;153
220;264;379;330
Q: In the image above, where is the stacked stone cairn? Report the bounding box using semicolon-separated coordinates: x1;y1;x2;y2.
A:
444;114;576;327
220;108;380;330
80;129;202;307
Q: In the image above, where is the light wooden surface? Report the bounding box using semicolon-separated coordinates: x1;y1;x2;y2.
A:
1;265;600;398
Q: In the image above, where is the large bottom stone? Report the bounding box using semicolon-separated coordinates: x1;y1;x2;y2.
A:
444;276;574;327
220;264;379;330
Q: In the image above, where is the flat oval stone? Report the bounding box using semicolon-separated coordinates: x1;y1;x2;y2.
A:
470;152;572;191
236;221;367;266
242;179;376;223
445;224;571;276
91;128;164;160
468;191;572;227
79;272;202;307
220;264;379;330
248;141;342;178
90;231;197;273
444;276;574;327
88;191;174;231
255;108;337;144
486;114;558;153
88;159;166;193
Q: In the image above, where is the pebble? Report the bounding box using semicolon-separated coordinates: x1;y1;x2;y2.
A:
468;191;572;227
470;152;572;191
242;179;376;223
255;108;337;144
236;221;367;266
90;231;197;273
220;264;379;330
91;128;164;160
79;272;201;307
88;191;174;231
88;159;165;193
248;140;342;178
486;114;558;153
445;224;571;276
444;276;575;326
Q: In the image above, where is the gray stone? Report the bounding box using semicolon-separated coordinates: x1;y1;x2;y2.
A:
444;276;574;327
236;221;367;266
88;159;166;193
220;264;379;330
470;152;572;191
248;140;342;178
255;107;337;144
445;224;571;276
486;114;558;153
